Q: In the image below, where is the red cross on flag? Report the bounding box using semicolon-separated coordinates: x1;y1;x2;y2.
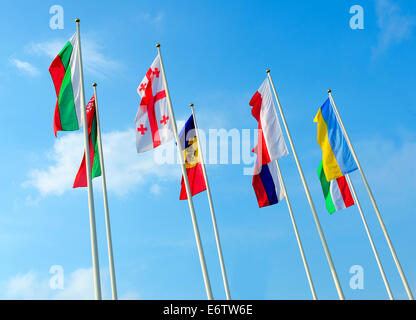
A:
135;55;173;153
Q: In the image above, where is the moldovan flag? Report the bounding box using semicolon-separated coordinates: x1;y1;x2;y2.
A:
317;161;354;214
179;115;206;200
314;98;357;181
250;78;288;173
49;32;82;136
135;55;173;153
73;96;101;188
252;160;285;208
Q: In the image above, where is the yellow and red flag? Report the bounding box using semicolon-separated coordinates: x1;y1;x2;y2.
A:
179;115;206;200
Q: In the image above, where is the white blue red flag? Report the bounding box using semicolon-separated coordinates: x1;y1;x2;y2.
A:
135;55;173;153
252;160;285;208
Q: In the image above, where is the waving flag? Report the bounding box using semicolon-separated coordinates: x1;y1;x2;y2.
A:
314;98;357;181
73;96;101;188
252;160;285;208
135;55;173;153
250;78;287;208
179;115;206;200
49;32;82;136
250;78;288;172
317;161;354;214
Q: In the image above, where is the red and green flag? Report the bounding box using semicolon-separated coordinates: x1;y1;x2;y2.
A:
317;161;354;214
73;96;101;188
49;32;82;136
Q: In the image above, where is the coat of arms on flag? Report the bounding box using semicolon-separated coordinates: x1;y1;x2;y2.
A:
179;115;206;200
135;55;173;153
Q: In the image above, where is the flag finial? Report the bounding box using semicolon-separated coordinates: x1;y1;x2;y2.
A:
328;89;332;93
75;18;80;23
93;82;97;87
190;103;194;108
156;43;160;48
266;69;270;73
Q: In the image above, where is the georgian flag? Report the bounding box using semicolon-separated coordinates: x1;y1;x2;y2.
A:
135;55;173;153
250;78;288;174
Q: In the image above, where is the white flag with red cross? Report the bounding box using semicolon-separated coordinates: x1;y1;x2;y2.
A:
135;55;173;153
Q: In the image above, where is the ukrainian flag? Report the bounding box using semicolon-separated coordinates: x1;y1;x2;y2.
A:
314;98;357;181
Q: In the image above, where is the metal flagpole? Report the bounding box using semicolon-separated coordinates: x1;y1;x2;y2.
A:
328;89;414;300
190;103;231;300
345;174;393;299
266;69;345;300
93;83;118;300
156;44;213;300
274;159;318;300
75;19;102;300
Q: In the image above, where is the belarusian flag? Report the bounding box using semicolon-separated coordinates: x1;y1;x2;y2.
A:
73;96;101;188
317;161;354;214
49;32;82;136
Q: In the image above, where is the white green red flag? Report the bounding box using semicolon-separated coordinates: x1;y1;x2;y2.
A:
317;161;354;214
135;55;173;153
73;96;101;188
49;32;82;136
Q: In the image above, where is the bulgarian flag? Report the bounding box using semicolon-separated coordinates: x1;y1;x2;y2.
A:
49;32;82;136
317;161;354;214
73;96;101;188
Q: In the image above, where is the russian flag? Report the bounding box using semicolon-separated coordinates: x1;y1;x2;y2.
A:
252;161;285;208
250;77;288;208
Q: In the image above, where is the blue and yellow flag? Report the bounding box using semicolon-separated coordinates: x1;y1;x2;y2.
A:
314;98;357;181
179;115;206;200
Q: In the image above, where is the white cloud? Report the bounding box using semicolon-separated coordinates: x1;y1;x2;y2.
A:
373;0;416;54
141;12;164;25
10;58;39;77
2;267;139;300
150;184;162;195
26;35;122;78
23;129;181;197
4;270;49;299
23;132;84;196
354;134;416;206
53;268;95;300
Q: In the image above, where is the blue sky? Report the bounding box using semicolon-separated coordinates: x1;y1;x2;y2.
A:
0;0;415;300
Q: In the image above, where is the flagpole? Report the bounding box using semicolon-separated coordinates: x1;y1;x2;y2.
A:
345;174;393;300
190;103;231;300
93;83;118;300
156;44;213;300
266;69;345;300
75;19;102;300
274;159;318;300
328;90;414;300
